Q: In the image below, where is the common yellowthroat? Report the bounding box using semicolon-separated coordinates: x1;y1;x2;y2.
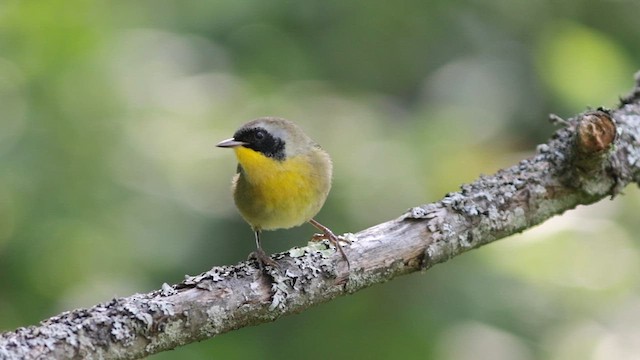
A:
217;117;349;269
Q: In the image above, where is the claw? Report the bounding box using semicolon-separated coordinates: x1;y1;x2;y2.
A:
309;219;351;270
248;229;279;270
248;248;280;270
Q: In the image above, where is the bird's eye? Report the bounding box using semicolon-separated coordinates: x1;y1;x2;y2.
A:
254;130;265;141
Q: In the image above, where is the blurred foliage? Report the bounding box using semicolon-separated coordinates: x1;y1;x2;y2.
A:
1;0;640;359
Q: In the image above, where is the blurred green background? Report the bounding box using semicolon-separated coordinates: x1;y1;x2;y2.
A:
1;0;640;359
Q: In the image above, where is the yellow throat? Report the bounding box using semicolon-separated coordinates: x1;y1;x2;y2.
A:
232;146;327;231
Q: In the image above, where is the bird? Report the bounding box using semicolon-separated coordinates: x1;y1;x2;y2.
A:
216;117;349;269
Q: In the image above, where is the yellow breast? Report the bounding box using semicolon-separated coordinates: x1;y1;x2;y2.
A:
231;146;331;231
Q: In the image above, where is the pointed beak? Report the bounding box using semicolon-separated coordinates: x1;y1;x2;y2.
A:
216;138;247;148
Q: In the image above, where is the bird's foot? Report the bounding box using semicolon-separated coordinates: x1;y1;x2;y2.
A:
311;228;351;270
248;249;280;270
311;232;351;244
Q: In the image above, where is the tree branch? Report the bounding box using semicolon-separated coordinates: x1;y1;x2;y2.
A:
2;74;640;360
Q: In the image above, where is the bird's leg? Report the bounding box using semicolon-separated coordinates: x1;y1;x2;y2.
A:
309;218;350;269
248;230;279;269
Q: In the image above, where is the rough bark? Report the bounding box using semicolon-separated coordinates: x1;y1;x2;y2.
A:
2;74;640;360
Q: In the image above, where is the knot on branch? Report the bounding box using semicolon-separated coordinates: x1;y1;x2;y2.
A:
560;108;620;197
575;110;616;155
570;109;616;174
